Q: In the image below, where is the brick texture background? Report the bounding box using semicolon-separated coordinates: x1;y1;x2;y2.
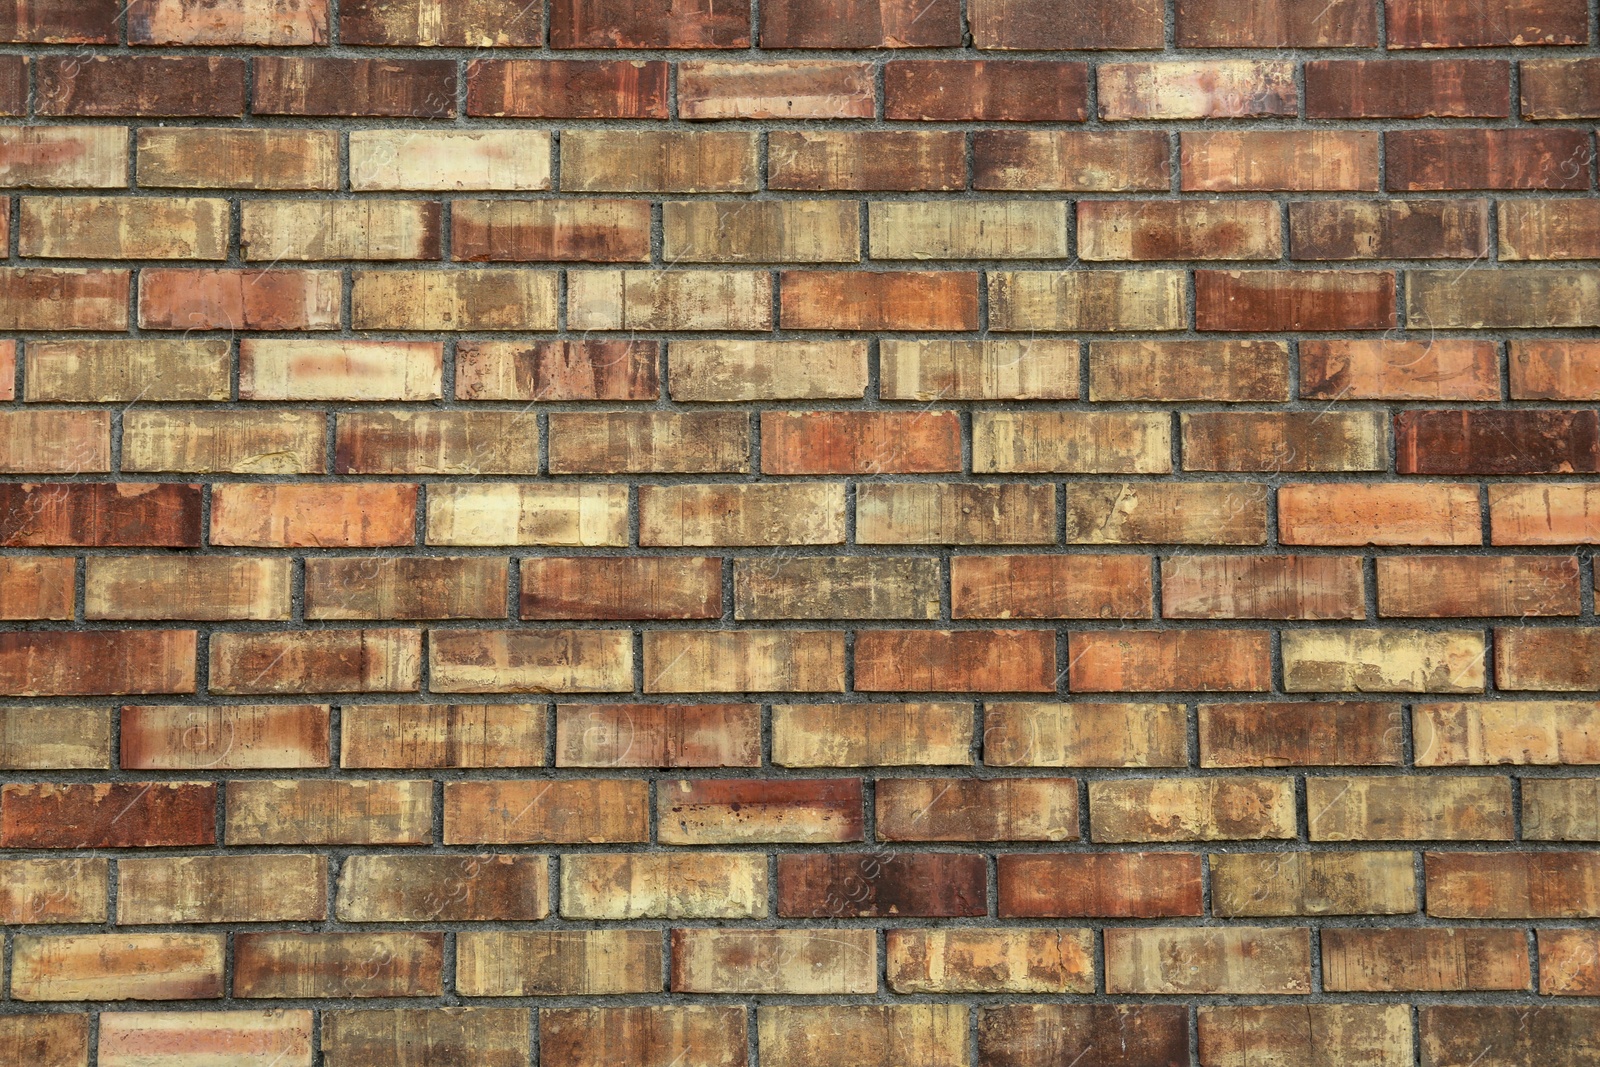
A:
0;0;1599;1063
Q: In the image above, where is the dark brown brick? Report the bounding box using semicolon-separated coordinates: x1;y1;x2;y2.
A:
520;557;722;620
337;0;543;45
761;0;960;47
1397;410;1600;475
0;483;201;547
550;0;750;47
252;57;457;118
1;782;215;848
1290;199;1489;260
1195;270;1396;331
1388;0;1588;48
467;59;669;118
1388;129;1593;191
998;853;1204;917
1199;702;1405;767
1306;59;1510;118
969;0;1164;49
1420;1006;1600;1067
0;55;23;115
980;1005;1191;1067
1521;58;1600;119
886;61;1090;122
1178;0;1379;46
38;56;246;117
0;0;119;42
777;853;987;917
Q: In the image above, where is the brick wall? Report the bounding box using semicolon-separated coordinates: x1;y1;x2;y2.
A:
1;0;1599;1063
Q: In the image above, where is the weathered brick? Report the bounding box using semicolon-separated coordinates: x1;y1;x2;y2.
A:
782;270;977;331
1426;851;1600;918
1389;129;1593;190
777;853;986;917
979;1005;1190;1067
550;412;747;474
0;0;118;42
680;60;873;119
0;857;107;924
881;339;1078;400
457;339;658;400
772;703;974;766
1300;338;1498;400
1163;555;1363;620
878;778;1078;841
523;557;720;620
871;202;1068;260
1181;131;1380;191
241;200;441;260
138;128;338;190
122;704;330;770
340;704;546;769
1196;269;1396;331
1212;851;1417;916
1323;927;1530;992
468;59;669;118
644;630;845;693
1307;774;1512;840
983;702;1187;767
555;703;757;767
859;483;1056;545
123;410;325;474
670;340;864;401
1178;0;1379;45
0;267;127;329
0;1015;89;1067
1105;927;1312;995
1090;777;1296;841
976;411;1170;475
1399;409;1600;475
350;130;550;191
2;781;214;848
562;130;757;192
87;556;292;620
0;483;201;547
954;555;1152;620
856;629;1055;693
339;0;543;45
0;556;73;620
889;928;1093;994
0;126;125;188
1184;411;1387;471
12;934;224;1001
666;199;862;262
453;199;651;262
552;0;749;47
561;853;766;919
1281;482;1481;546
322;1009;527;1067
1101;60;1294;120
641;483;844;547
335;854;548;922
0;410;108;473
127;0;329;45
971;0;1163;47
975;130;1170;191
117;855;326;925
252;56;455;117
0;631;197;697
1291;199;1490;260
234;933;443;999
212;483;417;548
1388;0;1588;47
27;339;231;402
541;1007;745;1067
1520;57;1600;119
1540;930;1600;995
335;411;539;475
1199;1006;1413;1067
886;61;1089;122
211;629;422;694
989;270;1185;332
736;556;940;620
38;55;245;117
998;852;1203;917
305;556;509;620
0;706;110;769
760;1006;968;1067
352;269;557;330
570;269;770;330
430;629;632;694
226;779;432;845
1379;555;1579;617
444;779;647;843
670;928;875;994
458;930;660;996
761;0;960;46
1306;59;1510;117
1066;481;1269;546
1070;630;1273;692
770;130;966;191
139;268;339;331
99;1011;314;1067
1501;200;1600;261
1491;483;1600;544
1080;200;1281;261
1199;701;1404;766
1284;628;1486;693
1525;777;1600;839
765;411;958;474
1415;700;1600;765
1420;1006;1600;1067
660;778;862;844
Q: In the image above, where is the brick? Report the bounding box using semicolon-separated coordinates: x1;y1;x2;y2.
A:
561;853;766;919
1213;851;1417;916
335;411;539;475
1300;338;1498;401
117;855;326;925
1101;60;1294;120
998;852;1203;917
353;269;557;330
458;339;657;401
0;857;107;924
444;779;647;844
101;1011;315;1067
772;703;973;766
1164;555;1365;621
1421;1006;1600;1067
736;557;937;620
453;199;651;262
1323;927;1529;992
1196;269;1396;331
323;1009;527;1067
27;339;231;402
240;341;440;402
1070;630;1273;692
2;781;214;848
989;270;1185;332
1491;483;1600;544
1106;927;1312;995
858;483;1057;545
881;339;1078;400
760;1006;966;1067
122;705;329;770
212;484;417;548
769;129;966;191
777;853;986;917
670;928;875;994
122;410;324;475
1090;777;1296;842
1426;851;1600;917
540;1007;745;1067
1387;0;1588;47
1307;58;1509;117
0;268;127;330
974;0;1163;46
552;0;748;47
0;339;11;398
138;268;339;331
138;128;337;190
974;130;1169;191
1291;198;1490;260
886;61;1088;122
1178;0;1378;45
1501;200;1600;261
888;929;1093;994
1521;57;1600;119
984;702;1187;767
211;629;421;695
781;270;976;331
0;0;117;41
430;629;633;693
0;55;20;114
1541;930;1600;995
562;130;756;192
426;483;627;547
764;411;958;475
128;0;329;45
0;706;110;769
570;269;770;330
1525;778;1600;839
1200;701;1404;766
12;934;224;1001
1199;1006;1412;1067
340;0;542;45
1183;411;1387;472
340;704;546;769
1079;200;1281;261
468;59;668;118
550;411;747;474
87;557;291;621
1379;555;1579;617
856;629;1056;693
870;202;1068;260
38;55;245;117
1399;409;1600;475
878;778;1078;841
953;555;1150;620
0;410;108;473
252;56;455;118
660;778;862;844
0;556;73;620
235;933;442;999
761;0;956;46
667;200;860;263
1389;129;1592;190
0;126;125;188
1066;481;1270;546
680;60;873;120
336;854;548;922
1182;131;1380;191
1415;700;1600;765
1307;774;1512;840
671;340;866;401
350;130;549;191
1284;628;1486;693
979;1005;1190;1067
226;779;431;846
0;483;201;547
0;1015;88;1067
1281;482;1480;546
523;558;719;622
641;483;845;546
555;703;757;767
305;556;507;620
241;200;441;260
0;631;197;697
458;930;660;995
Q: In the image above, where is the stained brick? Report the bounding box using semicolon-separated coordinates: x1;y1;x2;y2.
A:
127;0;330;45
888;929;1094;994
878;778;1078;841
22;196;228;259
1105;927;1312;995
339;704;546;769
12;933;225;1001
0;1016;90;1067
1300;338;1499;400
1501;201;1600;261
0;126;126;188
989;270;1185;332
0;0;118;42
761;1006;968;1067
979;1005;1190;1067
234;932;443;999
117;855;327;925
241;200;441;260
1323;927;1530;992
323;1009;528;1067
974;130;1171;191
1427;851;1600;918
554;703;758;767
1100;61;1295;120
1497;627;1600;691
1280;483;1481;546
983;702;1187;767
1070;630;1273;692
856;629;1055;692
1183;411;1387;472
1387;0;1588;47
87;557;292;620
541;1007;747;1067
468;59;669;118
305;556;509;620
660;778;862;844
551;411;748;473
777;853;987;917
139;269;340;332
769;130;966;191
781;270;978;331
0;631;197;697
560;853;766;918
1066;482;1269;546
453;200;651;262
886;61;1089;122
335;855;548;922
350;130;550;191
765;410;960;474
123;410;325;475
1199;1006;1412;1067
1211;851;1417;916
458;930;659;996
1089;777;1296;841
38;56;246;117
226;779;432;845
1199;701;1404;766
430;628;633;693
871;201;1069;259
426;483;627;547
0;706;111;769
210;629;422;694
882;339;1078;400
1399;409;1600;475
1525;777;1600;839
1491;483;1600;544
670;928;875;994
562;131;757;193
0;483;202;548
1520;57;1600;119
122;704;330;770
456;340;658;400
0;268;128;330
1378;555;1579;617
444;779;647;843
1307;775;1512;840
998;853;1203;917
211;484;417;548
254;56;457;119
1389;129;1593;190
1290;199;1490;260
971;0;1163;48
570;269;770;330
338;0;543;45
138;128;338;190
1540;930;1600;995
1182;131;1380;192
1079;200;1282;261
1196;270;1396;331
761;0;958;47
0;556;73;619
680;61;874;120
2;781;215;848
1415;700;1600;765
772;703;974;766
736;556;940;620
859;483;1057;545
1306;59;1510;117
1177;0;1378;45
523;557;721;620
335;411;540;475
551;0;749;47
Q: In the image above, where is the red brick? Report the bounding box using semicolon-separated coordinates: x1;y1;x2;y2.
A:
0;483;200;548
761;0;959;47
0;268;129;330
1300;338;1499;400
1162;555;1365;620
1388;0;1587;47
980;1005;1191;1067
550;0;749;47
970;0;1164;49
456;339;658;401
520;557;722;620
1397;410;1600;475
780;271;978;330
1426;851;1600;918
777;853;986;917
1307;59;1509;118
1178;0;1378;45
1290;199;1489;260
0;0;118;42
234;932;443;999
1280;483;1481;546
211;483;417;547
762;411;960;475
554;704;760;768
1196;270;1395;332
1379;556;1580;617
127;0;330;45
1521;58;1600;119
856;630;1056;693
998;853;1203;917
1181;131;1379;192
952;555;1152;620
1391;129;1593;191
660;778;861;844
38;56;245;117
0;557;73;620
468;59;668;118
1199;701;1405;767
885;61;1089;122
2;781;214;848
252;57;457;118
680;61;874;120
337;0;543;45
0;630;196;697
975;131;1170;192
1071;631;1272;692
1512;340;1600;399
138;269;340;331
770;130;966;191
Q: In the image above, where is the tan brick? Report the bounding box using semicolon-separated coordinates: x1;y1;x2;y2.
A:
679;60;873;119
335;854;549;922
0;706;111;769
0;1015;88;1067
879;339;1079;401
226;779;432;845
1281;482;1481;546
12;933;224;1001
322;1008;526;1067
1415;700;1600;766
86;556;290;621
1199;1006;1412;1067
0;126;125;188
1524;778;1600;841
984;702;1186;768
0;556;73;620
856;483;1057;545
117;854;327;924
640;482;845;546
989;270;1185;331
771;703;973;766
644;631;847;694
974;411;1171;474
350;130;550;191
1162;554;1365;619
122;410;325;474
26;339;231;402
335;411;537;475
569;269;772;331
561;131;757;193
760;1006;967;1067
453;198;651;262
121;704;329;770
241;200;440;260
210;629;421;694
540;1007;746;1067
554;703;756;767
736;556;939;620
1283;628;1486;693
1199;701;1404;767
549;411;748;474
0;410;108;472
560;853;767;919
456;340;659;402
1089;339;1290;402
974;129;1170;191
887;928;1094;993
457;930;660;996
430;629;633;694
522;558;720;622
211;483;417;548
1105;927;1311;995
659;778;862;844
305;556;507;620
1307;775;1512;841
128;0;329;45
1407;268;1600;330
1066;481;1269;545
352;269;557;330
100;1010;313;1067
20;196;227;258
444;779;647;844
669;340;867;401
671;928;876;995
664;200;859;263
427;483;627;547
340;704;546;769
878;778;1078;841
1378;555;1580;617
0;857;107;924
770;129;965;191
870;202;1068;259
137;128;338;190
1099;60;1296;119
1090;777;1296;842
1322;927;1530;992
1211;851;1417;916
234;932;442;998
238;340;441;401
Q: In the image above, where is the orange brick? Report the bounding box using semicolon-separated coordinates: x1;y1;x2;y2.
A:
234;932;442;999
99;1011;313;1067
1426;851;1600;918
1181;131;1380;191
549;411;748;474
1414;700;1600;766
1299;338;1500;401
0;556;73;620
0;630;197;696
772;703;974;767
12;933;224;1001
211;484;417;547
138;269;340;331
561;130;757;193
121;704;330;770
304;556;509;620
336;854;548;922
1161;555;1365;619
3;781;214;847
1090;777;1296;842
1491;483;1600;544
1511;340;1600;400
522;557;721;620
974;130;1170;192
877;778;1079;841
998;852;1202;917
554;704;760;767
209;629;421;695
1070;630;1272;692
541;1007;747;1067
769;130;966;191
763;411;961;474
0;857;108;924
335;411;539;475
0;126;126;188
983;702;1187;767
680;60;873;119
780;271;978;331
128;0;329;45
1280;483;1481;545
453;199;651;262
660;779;863;845
1199;701;1404;767
952;554;1153;619
1540;930;1600;995
855;630;1057;693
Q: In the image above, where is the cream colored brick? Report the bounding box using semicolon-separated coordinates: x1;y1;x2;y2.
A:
350;130;551;191
664;201;860;263
569;270;772;331
870;202;1070;259
426;483;628;547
